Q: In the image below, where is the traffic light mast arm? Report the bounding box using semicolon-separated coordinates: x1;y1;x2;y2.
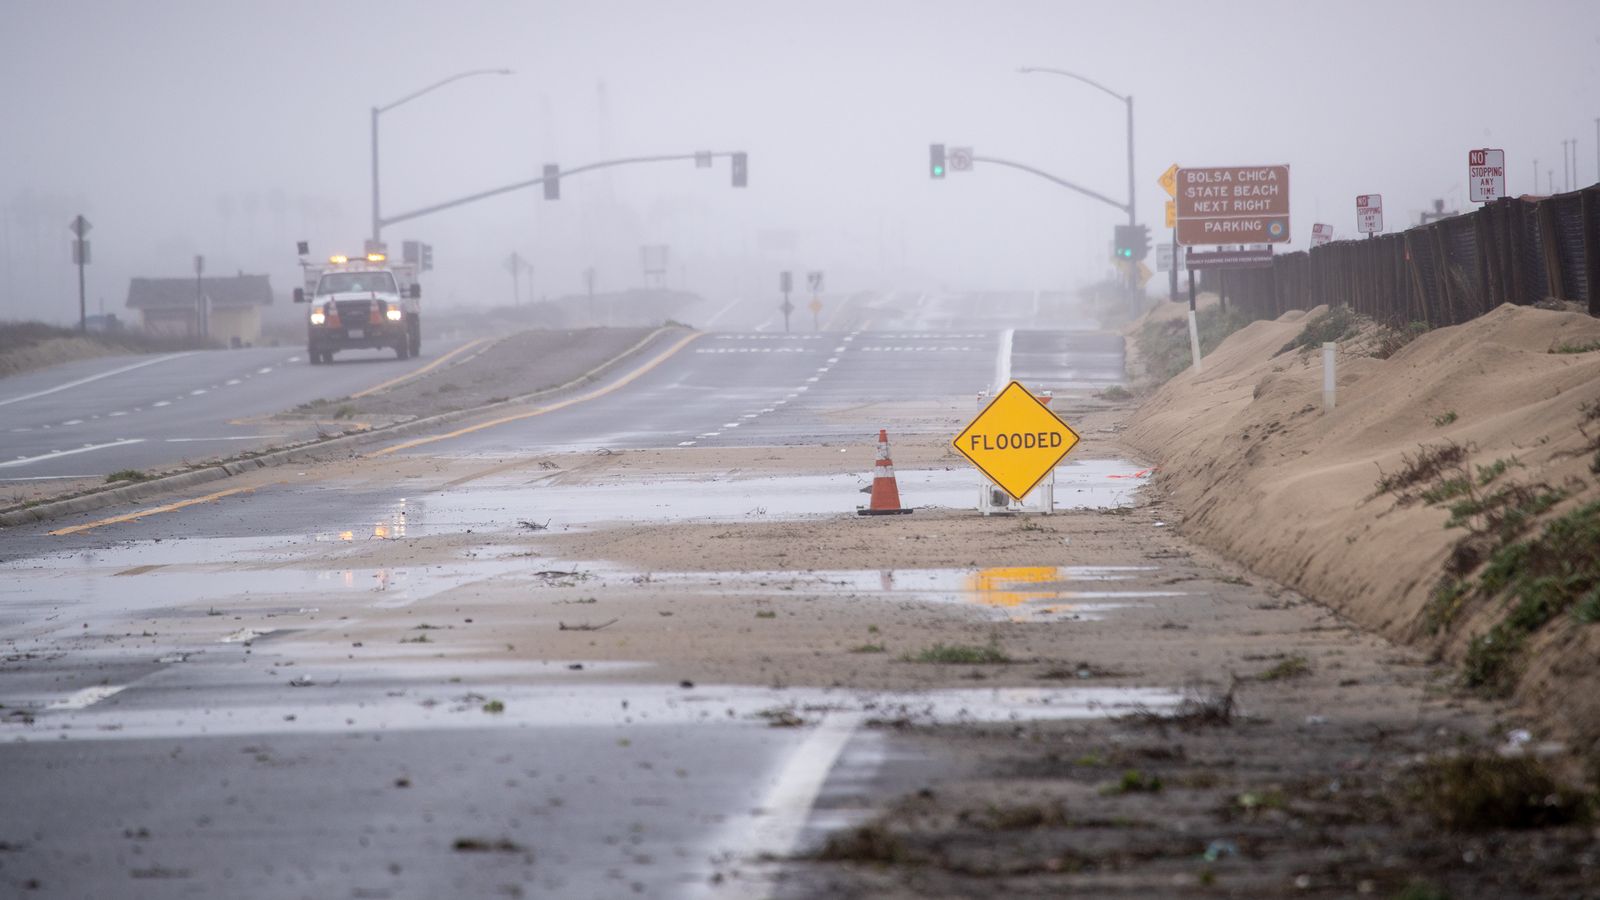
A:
970;154;1131;217
379;151;745;230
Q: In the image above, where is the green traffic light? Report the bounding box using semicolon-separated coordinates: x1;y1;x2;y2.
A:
933;166;944;176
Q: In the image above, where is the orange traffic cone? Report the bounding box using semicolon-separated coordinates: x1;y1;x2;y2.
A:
857;429;913;516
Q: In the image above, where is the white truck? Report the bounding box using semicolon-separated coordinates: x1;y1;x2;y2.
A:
293;252;422;364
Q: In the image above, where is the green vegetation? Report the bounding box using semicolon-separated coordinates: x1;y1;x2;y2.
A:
1278;305;1359;355
1100;769;1163;795
1549;339;1600;354
1253;655;1311;681
333;404;356;420
902;642;1012;665
1097;384;1134;402
1411;752;1592;830
848;643;886;654
105;469;151;484
481;699;505;714
1457;501;1600;695
1374;442;1470;498
754;610;777;619
1134;305;1253;384
1373;321;1431;359
1431;410;1458;427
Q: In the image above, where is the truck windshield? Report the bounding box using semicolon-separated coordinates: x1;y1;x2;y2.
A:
317;272;397;295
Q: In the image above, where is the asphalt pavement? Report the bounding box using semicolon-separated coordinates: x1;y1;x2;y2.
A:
0;309;1127;898
0;340;467;482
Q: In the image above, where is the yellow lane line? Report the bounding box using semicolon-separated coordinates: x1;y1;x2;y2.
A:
48;485;262;537
349;338;489;399
368;331;703;459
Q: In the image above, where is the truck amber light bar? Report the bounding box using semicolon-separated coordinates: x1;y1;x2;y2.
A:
366;253;386;262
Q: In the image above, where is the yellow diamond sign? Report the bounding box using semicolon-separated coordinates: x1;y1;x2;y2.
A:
952;381;1081;502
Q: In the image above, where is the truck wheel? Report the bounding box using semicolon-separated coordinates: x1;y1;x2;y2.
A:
309;348;322;365
408;315;422;357
396;340;410;361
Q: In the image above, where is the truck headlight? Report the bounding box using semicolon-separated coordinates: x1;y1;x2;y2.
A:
310;311;326;325
385;308;403;322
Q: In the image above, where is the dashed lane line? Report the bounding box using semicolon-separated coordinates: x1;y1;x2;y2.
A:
0;439;146;470
0;353;193;408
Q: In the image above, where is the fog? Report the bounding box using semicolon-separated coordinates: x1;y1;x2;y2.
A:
2;0;1596;325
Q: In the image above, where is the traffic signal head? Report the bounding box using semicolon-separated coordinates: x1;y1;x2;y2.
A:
543;163;560;200
1113;224;1151;261
929;143;946;179
420;243;433;272
731;152;748;188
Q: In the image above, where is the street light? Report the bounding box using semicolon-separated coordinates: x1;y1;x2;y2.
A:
1017;66;1136;234
371;68;513;243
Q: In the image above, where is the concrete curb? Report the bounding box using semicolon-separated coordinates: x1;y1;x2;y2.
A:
0;326;690;529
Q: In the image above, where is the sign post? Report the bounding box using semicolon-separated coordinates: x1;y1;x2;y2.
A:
1468;148;1506;203
69;215;91;332
193;253;207;340
806;270;824;331
951;381;1081;508
779;270;794;333
1356;194;1383;237
1158;163;1178;301
1310;223;1335;248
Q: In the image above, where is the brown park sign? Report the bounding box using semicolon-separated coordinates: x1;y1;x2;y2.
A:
1176;165;1291;245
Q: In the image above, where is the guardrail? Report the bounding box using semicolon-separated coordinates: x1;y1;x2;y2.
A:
1217;184;1600;325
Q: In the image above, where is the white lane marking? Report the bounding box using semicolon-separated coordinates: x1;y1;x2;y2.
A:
703;297;744;328
189;389;207;396
742;414;759;419
699;432;721;437
152;400;171;407
108;411;127;417
61;419;83;426
225;378;241;386
257;367;272;374
784;393;798;399
995;327;1015;393
833;346;845;352
724;422;741;429
287;356;302;363
0;438;145;470
220;627;275;643
678;441;697;447
0;353;193;408
47;685;127;710
0;474;97;482
826;357;839;364
717;712;864;892
760;408;775;413
805;377;819;383
165;435;284;443
795;386;808;392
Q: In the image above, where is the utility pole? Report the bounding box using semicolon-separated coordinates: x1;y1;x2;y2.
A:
1595;119;1599;184
584;267;597;325
69;215;91;332
193;254;206;340
505;252;529;306
1533;158;1539;195
1562;140;1571;192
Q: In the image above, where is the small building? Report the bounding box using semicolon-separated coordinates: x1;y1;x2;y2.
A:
126;274;273;346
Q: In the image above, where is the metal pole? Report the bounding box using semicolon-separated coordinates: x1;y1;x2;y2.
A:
77;249;86;333
1169;229;1178;301
1594;119;1599;183
370;107;381;243
1125;94;1136;299
1533;158;1539;195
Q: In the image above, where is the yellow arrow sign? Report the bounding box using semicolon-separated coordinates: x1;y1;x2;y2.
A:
1165;200;1176;228
1138;261;1154;288
952;381;1081;502
1158;163;1178;198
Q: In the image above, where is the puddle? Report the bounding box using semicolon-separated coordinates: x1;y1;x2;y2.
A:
628;564;1184;622
19;680;1184;743
396;460;1150;532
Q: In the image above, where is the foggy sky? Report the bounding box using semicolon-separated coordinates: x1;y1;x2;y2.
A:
3;0;1597;324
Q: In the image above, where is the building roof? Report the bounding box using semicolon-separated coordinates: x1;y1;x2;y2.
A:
127;274;273;310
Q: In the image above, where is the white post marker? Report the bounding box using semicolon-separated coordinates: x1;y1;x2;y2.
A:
1187;309;1203;373
1322;342;1337;412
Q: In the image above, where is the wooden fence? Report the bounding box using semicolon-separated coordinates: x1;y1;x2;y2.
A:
1215;185;1600;325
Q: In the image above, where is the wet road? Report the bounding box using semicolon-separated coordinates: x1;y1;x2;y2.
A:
0;314;1128;898
0;340;467;482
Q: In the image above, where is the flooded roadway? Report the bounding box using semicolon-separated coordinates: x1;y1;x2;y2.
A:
0;316;1153;898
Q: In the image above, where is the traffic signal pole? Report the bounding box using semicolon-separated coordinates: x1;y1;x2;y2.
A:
377;151;748;231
